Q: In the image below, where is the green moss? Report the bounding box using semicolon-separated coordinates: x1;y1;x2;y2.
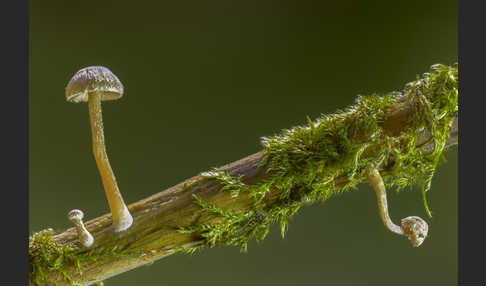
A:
29;229;139;286
180;63;458;252
172;244;205;255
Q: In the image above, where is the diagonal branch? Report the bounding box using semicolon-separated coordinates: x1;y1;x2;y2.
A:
29;64;458;286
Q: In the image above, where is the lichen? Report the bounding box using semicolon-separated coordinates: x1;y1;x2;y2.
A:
180;63;458;252
29;229;138;286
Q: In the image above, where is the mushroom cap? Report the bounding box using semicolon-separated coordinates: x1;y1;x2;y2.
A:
66;66;124;103
68;209;84;221
400;216;429;247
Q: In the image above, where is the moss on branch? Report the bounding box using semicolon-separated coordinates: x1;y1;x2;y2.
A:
178;63;458;251
29;63;458;286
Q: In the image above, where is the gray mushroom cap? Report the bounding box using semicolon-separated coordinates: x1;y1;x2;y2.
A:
65;66;124;103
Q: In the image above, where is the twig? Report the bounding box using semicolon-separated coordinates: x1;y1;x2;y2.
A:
29;64;458;286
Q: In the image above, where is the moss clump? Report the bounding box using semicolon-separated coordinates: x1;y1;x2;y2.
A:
180;63;458;252
29;229;138;286
29;229;82;286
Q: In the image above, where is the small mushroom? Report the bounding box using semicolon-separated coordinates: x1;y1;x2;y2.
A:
68;209;94;247
66;66;133;232
366;164;428;247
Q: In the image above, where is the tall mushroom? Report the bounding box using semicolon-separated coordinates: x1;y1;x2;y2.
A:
65;66;133;232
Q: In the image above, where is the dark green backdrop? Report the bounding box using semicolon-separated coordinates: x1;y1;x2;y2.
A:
30;1;457;285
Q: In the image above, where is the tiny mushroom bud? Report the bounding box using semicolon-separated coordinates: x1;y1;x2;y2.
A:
401;216;429;247
66;66;133;232
366;164;429;247
68;209;94;248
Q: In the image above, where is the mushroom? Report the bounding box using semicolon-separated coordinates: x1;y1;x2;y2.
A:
366;164;428;247
66;66;133;232
68;209;94;247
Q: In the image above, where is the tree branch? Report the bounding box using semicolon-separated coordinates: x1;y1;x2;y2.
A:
29;64;458;286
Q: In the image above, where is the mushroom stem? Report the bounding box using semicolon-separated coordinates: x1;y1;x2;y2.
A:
365;164;428;247
366;165;403;235
68;209;94;248
88;92;133;232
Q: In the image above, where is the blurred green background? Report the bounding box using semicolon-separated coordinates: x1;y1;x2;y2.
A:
30;1;457;285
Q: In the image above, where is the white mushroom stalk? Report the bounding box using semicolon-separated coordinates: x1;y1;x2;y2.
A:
366;164;428;247
65;66;133;232
68;209;94;248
